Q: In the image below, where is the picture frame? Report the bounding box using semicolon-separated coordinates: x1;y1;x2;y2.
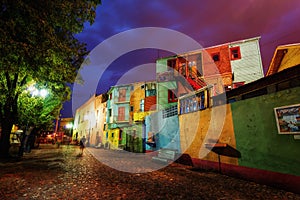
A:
274;104;300;134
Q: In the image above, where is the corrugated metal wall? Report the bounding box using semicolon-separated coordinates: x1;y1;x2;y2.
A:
229;39;264;84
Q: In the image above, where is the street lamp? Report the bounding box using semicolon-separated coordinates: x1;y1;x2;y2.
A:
66;123;73;137
27;84;48;98
19;84;49;155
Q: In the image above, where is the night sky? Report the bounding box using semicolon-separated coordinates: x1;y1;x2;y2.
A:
60;0;300;118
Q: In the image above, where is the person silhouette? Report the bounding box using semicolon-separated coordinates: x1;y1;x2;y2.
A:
79;136;86;154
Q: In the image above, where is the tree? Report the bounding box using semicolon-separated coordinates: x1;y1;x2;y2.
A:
18;83;63;131
0;0;101;157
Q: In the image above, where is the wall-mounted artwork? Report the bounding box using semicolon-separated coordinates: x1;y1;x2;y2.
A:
274;104;300;134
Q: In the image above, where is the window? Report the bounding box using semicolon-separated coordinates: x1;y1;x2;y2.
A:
108;109;112;117
118;107;125;121
167;59;176;70
130;106;134;112
230;47;241;60
179;88;212;114
187;53;203;77
168;89;177;103
146;89;156;97
162;105;178;118
211;53;220;62
140;99;144;112
118;88;127;102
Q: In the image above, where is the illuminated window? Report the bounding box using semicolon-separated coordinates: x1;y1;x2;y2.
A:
140;99;144;112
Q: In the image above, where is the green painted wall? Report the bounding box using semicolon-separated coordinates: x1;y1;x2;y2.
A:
156;57;178;109
231;87;300;176
123;125;143;153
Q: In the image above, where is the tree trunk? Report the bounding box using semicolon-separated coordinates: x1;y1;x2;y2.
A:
0;121;13;158
0;93;16;158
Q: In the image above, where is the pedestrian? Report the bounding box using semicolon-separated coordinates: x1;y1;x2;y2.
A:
79;136;86;154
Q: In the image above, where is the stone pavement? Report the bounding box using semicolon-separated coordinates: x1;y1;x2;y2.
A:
0;144;299;200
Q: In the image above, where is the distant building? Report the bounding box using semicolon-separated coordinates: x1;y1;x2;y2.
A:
105;81;157;152
266;43;300;76
73;94;107;147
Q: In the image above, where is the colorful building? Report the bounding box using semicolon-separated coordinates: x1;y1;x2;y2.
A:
266;43;300;76
152;37;264;155
178;64;300;193
73;94;107;147
105;81;157;152
156;36;264;104
125;81;157;153
105;83;131;149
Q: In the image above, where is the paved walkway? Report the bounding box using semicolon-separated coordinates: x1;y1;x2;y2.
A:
0;144;299;200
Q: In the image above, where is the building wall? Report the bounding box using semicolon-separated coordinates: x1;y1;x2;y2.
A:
204;45;231;75
72;95;96;144
179;104;238;165
231;86;300;176
229;38;264;84
178;85;300;192
123;124;144;153
156;57;178;109
106;128;120;149
130;82;145;121
147;110;180;151
95;97;107;146
277;48;300;72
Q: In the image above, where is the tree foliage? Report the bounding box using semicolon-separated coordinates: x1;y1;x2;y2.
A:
0;0;101;157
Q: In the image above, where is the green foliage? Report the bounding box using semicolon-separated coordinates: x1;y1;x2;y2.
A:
0;0;101;156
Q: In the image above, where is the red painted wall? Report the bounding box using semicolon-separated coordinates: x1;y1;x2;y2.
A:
144;96;156;111
203;45;231;76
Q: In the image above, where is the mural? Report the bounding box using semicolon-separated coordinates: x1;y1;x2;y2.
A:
274;104;300;134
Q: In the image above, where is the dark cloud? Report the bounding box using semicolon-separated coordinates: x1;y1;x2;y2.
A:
62;0;300;117
77;0;300;66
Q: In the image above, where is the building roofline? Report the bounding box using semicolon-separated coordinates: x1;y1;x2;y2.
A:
266;43;300;76
156;36;261;61
109;80;156;89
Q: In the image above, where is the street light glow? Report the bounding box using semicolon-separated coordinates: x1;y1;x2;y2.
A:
27;84;48;98
40;89;48;98
66;123;73;129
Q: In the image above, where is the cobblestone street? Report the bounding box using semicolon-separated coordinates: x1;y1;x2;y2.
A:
0;144;299;200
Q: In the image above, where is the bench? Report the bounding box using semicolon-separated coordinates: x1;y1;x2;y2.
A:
152;148;178;163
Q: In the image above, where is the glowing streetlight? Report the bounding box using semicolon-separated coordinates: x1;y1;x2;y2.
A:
39;89;48;98
66;123;73;129
27;84;48;98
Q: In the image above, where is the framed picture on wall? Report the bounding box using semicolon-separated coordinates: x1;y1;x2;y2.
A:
274;104;300;134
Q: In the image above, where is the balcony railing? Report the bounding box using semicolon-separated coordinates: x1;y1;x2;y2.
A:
162;105;178;118
113;115;129;123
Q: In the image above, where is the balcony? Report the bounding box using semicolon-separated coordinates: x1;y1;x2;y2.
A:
113;115;129;123
133;111;152;122
114;97;130;104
